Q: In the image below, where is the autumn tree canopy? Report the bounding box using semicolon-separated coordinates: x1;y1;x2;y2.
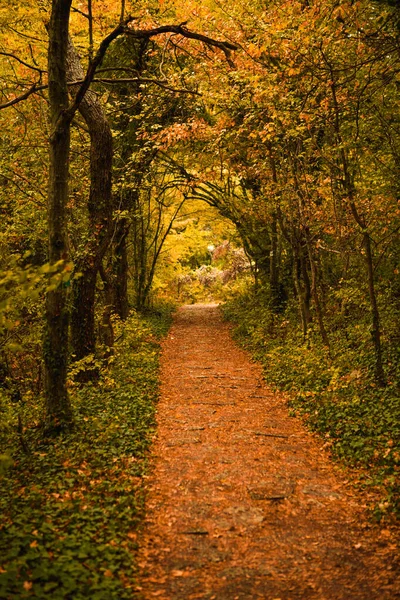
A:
0;0;399;430
1;1;400;596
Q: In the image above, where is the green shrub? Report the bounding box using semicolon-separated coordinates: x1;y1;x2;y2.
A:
224;288;400;520
0;306;172;599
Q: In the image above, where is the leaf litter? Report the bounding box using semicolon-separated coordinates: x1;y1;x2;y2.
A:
137;304;400;599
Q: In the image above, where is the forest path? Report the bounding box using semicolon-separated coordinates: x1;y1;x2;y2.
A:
136;304;399;600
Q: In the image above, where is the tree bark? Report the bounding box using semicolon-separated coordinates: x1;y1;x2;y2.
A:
350;202;386;386
99;264;115;351
304;228;331;351
293;246;312;340
278;210;311;339
111;214;130;319
267;149;282;309
270;211;281;309
328;67;385;385
43;0;74;431
66;38;114;363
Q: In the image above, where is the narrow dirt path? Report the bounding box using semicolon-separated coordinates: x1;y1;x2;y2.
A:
137;304;399;600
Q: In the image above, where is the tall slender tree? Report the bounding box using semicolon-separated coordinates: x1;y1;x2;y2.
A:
43;0;74;431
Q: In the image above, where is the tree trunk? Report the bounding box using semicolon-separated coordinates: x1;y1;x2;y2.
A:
99;264;115;352
363;230;385;384
270;211;280;309
350;203;385;386
109;188;141;320
277;210;311;337
329;70;385;384
43;0;74;432
267;148;282;309
293;242;312;340
66;38;113;364
304;229;330;351
111;219;130;319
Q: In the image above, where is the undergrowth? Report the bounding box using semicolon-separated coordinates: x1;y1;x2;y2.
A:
0;305;173;599
223;290;400;521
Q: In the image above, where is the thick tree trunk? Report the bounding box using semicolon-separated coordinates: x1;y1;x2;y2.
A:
66;39;113;363
43;0;74;431
71;270;97;358
107;39;149;318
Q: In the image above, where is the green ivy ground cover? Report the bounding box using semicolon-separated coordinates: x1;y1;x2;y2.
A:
0;307;172;599
223;293;400;520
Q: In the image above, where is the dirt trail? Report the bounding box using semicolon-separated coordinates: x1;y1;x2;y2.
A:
137;304;399;599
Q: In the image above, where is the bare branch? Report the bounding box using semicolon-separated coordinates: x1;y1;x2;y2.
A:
91;76;202;95
0;19;235;113
0;51;46;74
63;15;137;123
0;75;200;111
126;24;237;67
7;26;45;43
88;0;93;61
120;0;126;24
71;6;89;19
0;83;39;109
95;66;140;74
0;171;46;205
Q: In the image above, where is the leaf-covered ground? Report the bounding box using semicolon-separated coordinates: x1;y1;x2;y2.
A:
223;293;400;518
0;309;172;600
137;304;400;599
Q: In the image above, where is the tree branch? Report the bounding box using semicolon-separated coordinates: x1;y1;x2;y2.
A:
91;76;202;94
126;24;237;67
120;0;126;24
71;6;89;19
0;20;236;113
0;51;46;73
63;15;137;123
0;74;200;110
0;82;39;109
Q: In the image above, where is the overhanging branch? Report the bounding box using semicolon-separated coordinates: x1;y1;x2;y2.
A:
90;77;201;95
0;19;236;113
63;15;137;123
126;24;237;67
0;82;39;109
0;51;46;73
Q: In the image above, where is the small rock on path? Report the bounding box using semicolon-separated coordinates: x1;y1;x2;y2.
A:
137;304;399;599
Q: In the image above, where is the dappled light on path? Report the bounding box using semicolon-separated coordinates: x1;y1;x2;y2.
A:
137;304;399;599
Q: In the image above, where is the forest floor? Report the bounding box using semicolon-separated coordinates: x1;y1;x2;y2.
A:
136;304;400;600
